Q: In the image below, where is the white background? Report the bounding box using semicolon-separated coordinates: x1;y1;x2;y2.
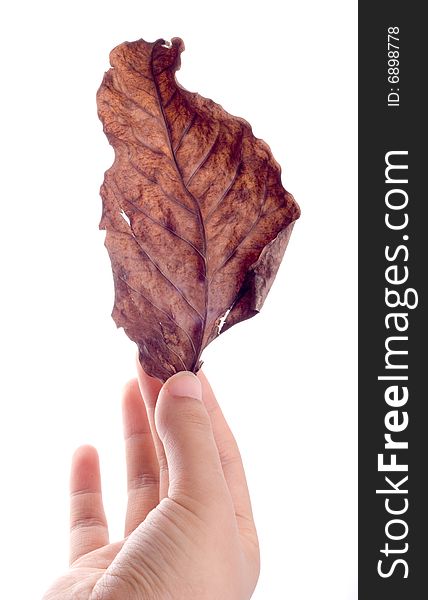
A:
0;1;357;598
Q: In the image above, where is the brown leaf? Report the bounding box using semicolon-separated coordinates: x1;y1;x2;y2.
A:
97;37;300;381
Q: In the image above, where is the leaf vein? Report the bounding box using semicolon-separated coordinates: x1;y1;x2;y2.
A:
127;158;197;216
112;180;206;263
205;159;242;223
209;181;268;281
118;275;198;360
174;113;196;153
164;89;177;108
124;225;204;323
185;126;220;187
113;81;159;121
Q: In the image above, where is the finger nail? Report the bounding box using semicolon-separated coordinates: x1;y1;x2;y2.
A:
166;372;202;401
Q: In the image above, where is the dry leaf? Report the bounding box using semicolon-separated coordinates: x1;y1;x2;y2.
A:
97;37;300;381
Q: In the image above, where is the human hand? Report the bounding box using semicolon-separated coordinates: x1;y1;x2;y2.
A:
42;366;259;599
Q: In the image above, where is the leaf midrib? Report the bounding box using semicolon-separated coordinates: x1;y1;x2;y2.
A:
150;44;209;370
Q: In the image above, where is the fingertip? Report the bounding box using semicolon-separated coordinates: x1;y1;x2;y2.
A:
196;368;207;383
70;445;101;494
122;377;140;396
197;369;218;414
122;378;152;439
163;371;202;401
155;372;209;445
121;378;142;412
156;372;204;438
196;369;214;394
72;444;99;465
135;352;157;383
135;352;163;409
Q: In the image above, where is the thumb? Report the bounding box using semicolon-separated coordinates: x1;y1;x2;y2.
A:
155;371;228;511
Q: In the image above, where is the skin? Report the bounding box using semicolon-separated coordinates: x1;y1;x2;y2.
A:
42;361;260;600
